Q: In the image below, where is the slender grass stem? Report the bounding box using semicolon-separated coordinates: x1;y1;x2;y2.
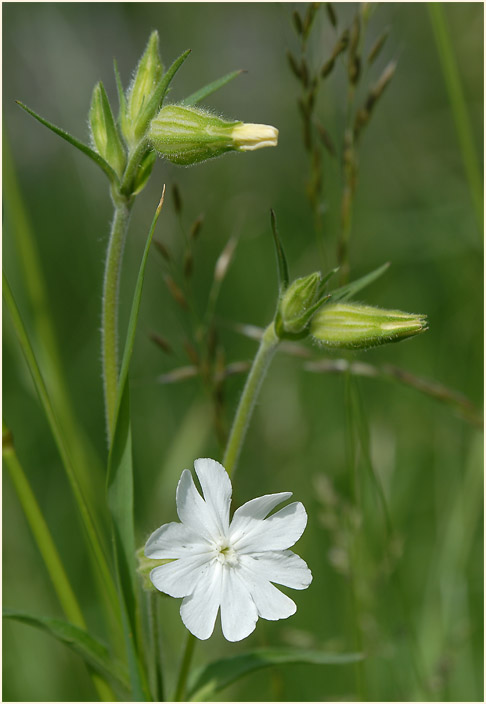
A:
174;632;196;702
3;274;122;633
428;2;483;234
223;322;280;477
3;423;85;627
3;423;116;701
148;593;164;701
102;199;132;439
3;133;107;524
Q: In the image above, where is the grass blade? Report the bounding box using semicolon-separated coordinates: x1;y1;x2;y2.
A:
181;69;245;107
15;101;119;185
106;190;166;701
3;423;85;627
188;648;364;700
3;609;129;698
428;3;483;233
3;132;107;525
2;274;121;631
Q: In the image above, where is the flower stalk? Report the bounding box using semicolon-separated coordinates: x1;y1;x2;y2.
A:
223;322;280;477
102;198;132;437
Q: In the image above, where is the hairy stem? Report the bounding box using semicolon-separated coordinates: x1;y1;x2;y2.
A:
102;199;132;438
223;322;280;477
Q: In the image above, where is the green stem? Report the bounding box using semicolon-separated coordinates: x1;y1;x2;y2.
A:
148;593;164;701
174;633;196;702
428;2;483;234
102;199;132;438
223;322;280;477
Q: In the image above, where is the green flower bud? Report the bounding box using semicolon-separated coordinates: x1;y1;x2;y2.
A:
278;272;322;335
310;303;428;349
89;82;126;178
148;104;278;165
124;30;163;144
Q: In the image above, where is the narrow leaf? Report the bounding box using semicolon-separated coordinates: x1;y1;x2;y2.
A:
138;49;191;129
3;609;129;697
328;262;390;303
114;58;127;122
2;274;121;629
181;69;245;107
188;648;364;700
106;190;166;701
270;209;289;293
16;101;119;184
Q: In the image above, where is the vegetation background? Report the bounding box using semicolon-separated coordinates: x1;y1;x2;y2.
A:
3;2;483;701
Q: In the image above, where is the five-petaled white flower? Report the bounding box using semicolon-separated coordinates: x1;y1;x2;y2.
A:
145;458;312;642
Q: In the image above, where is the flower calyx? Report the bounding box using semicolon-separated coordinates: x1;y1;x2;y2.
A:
310;302;428;349
147;104;278;166
275;271;329;339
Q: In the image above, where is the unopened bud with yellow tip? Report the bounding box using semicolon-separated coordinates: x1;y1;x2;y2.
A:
148;104;278;165
310;303;428;350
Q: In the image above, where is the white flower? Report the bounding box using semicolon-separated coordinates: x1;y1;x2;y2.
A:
145;458;312;642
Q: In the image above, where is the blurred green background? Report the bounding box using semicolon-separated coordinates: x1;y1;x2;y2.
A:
3;2;483;701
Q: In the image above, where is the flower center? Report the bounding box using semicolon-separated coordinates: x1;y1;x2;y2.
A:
214;538;239;567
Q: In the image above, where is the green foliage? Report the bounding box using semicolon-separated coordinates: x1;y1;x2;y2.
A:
188;648;364;700
3;609;130;698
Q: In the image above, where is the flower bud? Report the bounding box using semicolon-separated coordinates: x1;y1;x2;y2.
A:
124;30;163;144
310;303;428;349
89;82;126;178
148;104;278;165
278;272;322;335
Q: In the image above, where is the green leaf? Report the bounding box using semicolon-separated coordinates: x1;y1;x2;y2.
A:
328;262;390;303
270;209;289;293
138;49;191;132
15;101;119;185
114;58;127;124
106;191;165;701
3;609;130;698
188;647;364;700
181;69;245;107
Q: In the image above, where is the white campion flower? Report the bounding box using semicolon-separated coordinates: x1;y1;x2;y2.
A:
145;458;312;642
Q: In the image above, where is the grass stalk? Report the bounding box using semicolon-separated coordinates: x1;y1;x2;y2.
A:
3;274;122;634
428;3;483;233
2;423;115;701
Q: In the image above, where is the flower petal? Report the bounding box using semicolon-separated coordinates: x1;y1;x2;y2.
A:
220;567;258;642
232;501;308;553
240;550;312;590
229;492;292;544
145;521;209;559
180;561;223;640
194;458;232;535
238;560;296;620
176;469;219;540
150;554;212;598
